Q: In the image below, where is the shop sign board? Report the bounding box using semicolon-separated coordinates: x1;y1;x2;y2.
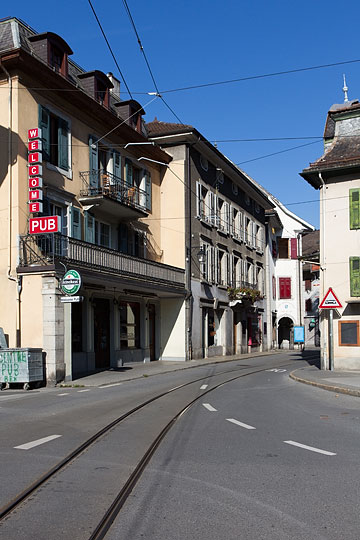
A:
293;326;305;343
61;270;82;295
29;216;61;234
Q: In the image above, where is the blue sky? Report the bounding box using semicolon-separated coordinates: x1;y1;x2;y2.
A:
8;1;360;228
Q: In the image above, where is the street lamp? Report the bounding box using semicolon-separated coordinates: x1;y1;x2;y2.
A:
197;246;206;264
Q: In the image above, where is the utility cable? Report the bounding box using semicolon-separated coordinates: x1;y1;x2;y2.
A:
159;58;360;94
236;140;321;165
88;0;133;99
121;0;184;125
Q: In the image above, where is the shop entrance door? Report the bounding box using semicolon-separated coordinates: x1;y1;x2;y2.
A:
94;298;110;369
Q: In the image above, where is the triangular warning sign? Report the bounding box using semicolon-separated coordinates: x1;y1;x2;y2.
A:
319;287;342;309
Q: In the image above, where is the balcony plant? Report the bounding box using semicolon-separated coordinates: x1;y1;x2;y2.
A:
227;286;263;305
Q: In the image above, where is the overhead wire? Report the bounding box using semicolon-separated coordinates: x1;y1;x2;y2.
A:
87;0;133;98
120;0;184;125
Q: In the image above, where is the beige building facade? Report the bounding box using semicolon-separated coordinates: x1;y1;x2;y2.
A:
0;18;186;385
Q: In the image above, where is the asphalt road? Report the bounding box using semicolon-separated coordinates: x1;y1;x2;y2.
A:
1;353;358;539
106;365;360;540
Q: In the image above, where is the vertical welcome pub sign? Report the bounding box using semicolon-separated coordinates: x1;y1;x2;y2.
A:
28;128;61;234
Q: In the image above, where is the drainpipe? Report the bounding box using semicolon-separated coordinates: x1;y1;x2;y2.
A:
1;61;21;347
318;172;327;369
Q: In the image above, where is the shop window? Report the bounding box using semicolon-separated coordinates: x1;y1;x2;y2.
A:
339;321;359;346
72;301;83;353
39;105;70;172
119;301;140;349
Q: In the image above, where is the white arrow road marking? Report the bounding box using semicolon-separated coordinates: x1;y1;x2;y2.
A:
226;418;256;430
15;435;62;450
284;440;336;456
202;403;217;412
200;384;208;390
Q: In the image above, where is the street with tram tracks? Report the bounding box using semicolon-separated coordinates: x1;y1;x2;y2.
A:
0;351;359;539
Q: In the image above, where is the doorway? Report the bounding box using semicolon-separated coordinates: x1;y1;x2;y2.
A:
278;317;293;348
93;298;110;369
148;304;156;361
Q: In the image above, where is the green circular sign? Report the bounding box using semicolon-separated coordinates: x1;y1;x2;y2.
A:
61;270;81;295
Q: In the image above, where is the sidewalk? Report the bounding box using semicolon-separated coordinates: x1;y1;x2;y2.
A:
63;351;277;388
62;350;360;398
289;365;360;398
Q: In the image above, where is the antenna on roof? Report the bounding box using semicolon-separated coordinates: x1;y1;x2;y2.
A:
343;74;349;103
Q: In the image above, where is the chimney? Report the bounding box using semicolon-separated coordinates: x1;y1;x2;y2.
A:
107;72;120;98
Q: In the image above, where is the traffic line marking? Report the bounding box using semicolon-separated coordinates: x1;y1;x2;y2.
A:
99;383;123;388
202;403;217;412
284;440;336;456
77;389;90;393
15;435;62;450
57;393;69;396
200;384;208;390
226;418;256;430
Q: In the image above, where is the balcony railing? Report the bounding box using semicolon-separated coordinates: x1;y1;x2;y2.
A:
18;234;185;288
79;169;148;213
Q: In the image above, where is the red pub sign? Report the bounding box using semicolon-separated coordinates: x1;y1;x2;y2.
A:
29;216;61;234
27;126;61;233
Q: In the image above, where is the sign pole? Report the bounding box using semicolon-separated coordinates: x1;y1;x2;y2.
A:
329;309;334;371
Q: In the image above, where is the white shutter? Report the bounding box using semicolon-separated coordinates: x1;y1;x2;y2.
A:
224;202;230;234
196;182;202;218
239;212;244;242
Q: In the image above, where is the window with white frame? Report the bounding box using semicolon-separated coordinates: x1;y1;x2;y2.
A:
94;219;111;248
217;249;229;286
217;199;230;233
196;182;208;221
255;224;264;252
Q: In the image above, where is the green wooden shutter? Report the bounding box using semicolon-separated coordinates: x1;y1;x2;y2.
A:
350;257;360;296
85;211;95;243
58;118;69;170
125;159;133;186
349;189;360;229
38;105;50;160
89;135;98;189
70;206;81;239
112;150;121;180
145;171;151;211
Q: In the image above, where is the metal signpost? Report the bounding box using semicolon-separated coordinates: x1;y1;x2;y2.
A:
319;288;342;371
60;270;82;382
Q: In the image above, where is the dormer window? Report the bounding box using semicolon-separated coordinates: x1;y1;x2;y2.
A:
114;100;145;133
29;32;73;78
78;71;113;109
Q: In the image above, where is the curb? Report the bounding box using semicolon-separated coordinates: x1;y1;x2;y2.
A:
289;371;360;398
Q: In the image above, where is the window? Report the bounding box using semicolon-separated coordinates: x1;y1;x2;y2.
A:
349;189;360;230
119;301;140;349
95;220;110;248
339;321;359;346
72;301;83;353
279;277;291;299
218;199;230;233
350;257;360;296
278;238;289;258
39;105;70;172
196;182;208;221
70;206;81;240
255;224;264;252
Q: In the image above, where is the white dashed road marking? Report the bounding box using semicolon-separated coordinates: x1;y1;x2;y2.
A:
77;389;90;393
200;385;208;390
15;435;62;450
57;393;69;396
202;403;217;412
284;440;336;456
226;418;256;430
99;383;123;388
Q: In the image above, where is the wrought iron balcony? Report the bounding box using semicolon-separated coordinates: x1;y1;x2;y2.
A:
18;234;185;290
79;169;149;219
